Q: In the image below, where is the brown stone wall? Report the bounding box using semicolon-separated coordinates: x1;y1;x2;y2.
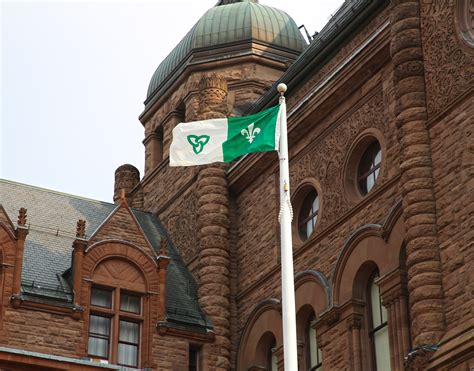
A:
430;96;474;331
2;308;83;357
151;335;190;371
233;61;402;369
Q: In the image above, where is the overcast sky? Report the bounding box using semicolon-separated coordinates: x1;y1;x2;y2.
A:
1;0;343;202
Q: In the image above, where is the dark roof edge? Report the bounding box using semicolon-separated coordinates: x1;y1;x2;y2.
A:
245;0;389;113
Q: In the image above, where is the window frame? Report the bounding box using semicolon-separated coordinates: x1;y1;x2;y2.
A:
298;190;320;241
357;141;382;196
306;315;323;371
88;286;144;368
366;272;390;371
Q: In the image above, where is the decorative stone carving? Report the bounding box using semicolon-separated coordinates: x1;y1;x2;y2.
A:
289;90;385;229
17;208;27;226
167;190;198;265
76;219;86;238
421;0;474;116
198;74;229;120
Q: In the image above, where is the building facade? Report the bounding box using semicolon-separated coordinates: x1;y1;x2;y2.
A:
0;0;473;370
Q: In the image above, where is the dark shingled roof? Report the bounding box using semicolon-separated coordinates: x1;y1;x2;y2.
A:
0;179;211;332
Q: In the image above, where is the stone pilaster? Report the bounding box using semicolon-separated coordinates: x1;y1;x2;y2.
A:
12;208;28;298
378;268;411;371
346;314;363;371
196;74;231;370
72;219;87;313
390;0;445;356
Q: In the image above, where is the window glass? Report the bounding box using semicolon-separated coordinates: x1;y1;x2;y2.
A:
91;287;112;308
308;316;323;371
118;320;139;367
271;349;278;371
88;287;143;367
120;292;141;314
358;141;382;195
88;315;110;358
374;325;391;370
298;190;319;240
368;274;391;370
370;279;382;328
118;343;138;367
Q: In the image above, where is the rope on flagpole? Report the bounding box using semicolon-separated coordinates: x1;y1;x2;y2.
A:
278;186;293;223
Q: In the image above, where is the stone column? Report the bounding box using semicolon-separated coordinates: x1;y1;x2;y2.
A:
378;268;411;370
346;314;363;371
143;129;163;172
196;74;231;370
390;0;445;356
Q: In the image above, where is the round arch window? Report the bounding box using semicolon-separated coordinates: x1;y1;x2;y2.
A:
298;190;320;241
357;141;382;195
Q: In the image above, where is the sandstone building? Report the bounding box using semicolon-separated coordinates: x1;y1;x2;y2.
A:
0;0;473;370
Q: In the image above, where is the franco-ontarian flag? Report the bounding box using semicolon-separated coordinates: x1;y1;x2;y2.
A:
170;105;281;166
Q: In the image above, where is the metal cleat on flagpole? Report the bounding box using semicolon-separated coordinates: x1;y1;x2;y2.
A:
277;83;298;370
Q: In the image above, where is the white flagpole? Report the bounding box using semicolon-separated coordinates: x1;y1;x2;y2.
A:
277;83;298;370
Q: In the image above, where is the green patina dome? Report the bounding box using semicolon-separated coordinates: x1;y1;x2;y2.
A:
145;0;305;103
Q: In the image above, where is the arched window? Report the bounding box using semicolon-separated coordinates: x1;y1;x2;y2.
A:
298;189;320;240
368;273;391;370
306;315;322;371
357;141;382;195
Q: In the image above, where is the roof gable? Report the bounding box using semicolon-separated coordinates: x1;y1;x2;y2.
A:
88;203;156;260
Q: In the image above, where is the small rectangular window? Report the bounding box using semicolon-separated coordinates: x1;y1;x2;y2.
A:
120;292;141;314
91;287;112;308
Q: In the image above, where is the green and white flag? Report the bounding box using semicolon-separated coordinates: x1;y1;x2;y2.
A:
169;105;281;166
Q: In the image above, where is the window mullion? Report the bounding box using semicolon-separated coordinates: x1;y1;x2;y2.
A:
111;288;121;364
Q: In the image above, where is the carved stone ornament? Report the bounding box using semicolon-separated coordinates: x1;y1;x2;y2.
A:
17;207;27;226
76;219;86;238
198;74;228;119
422;0;474;115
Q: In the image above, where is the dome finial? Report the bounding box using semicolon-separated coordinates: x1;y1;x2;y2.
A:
216;0;258;5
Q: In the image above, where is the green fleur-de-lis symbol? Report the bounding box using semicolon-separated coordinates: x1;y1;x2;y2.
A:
187;135;210;154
